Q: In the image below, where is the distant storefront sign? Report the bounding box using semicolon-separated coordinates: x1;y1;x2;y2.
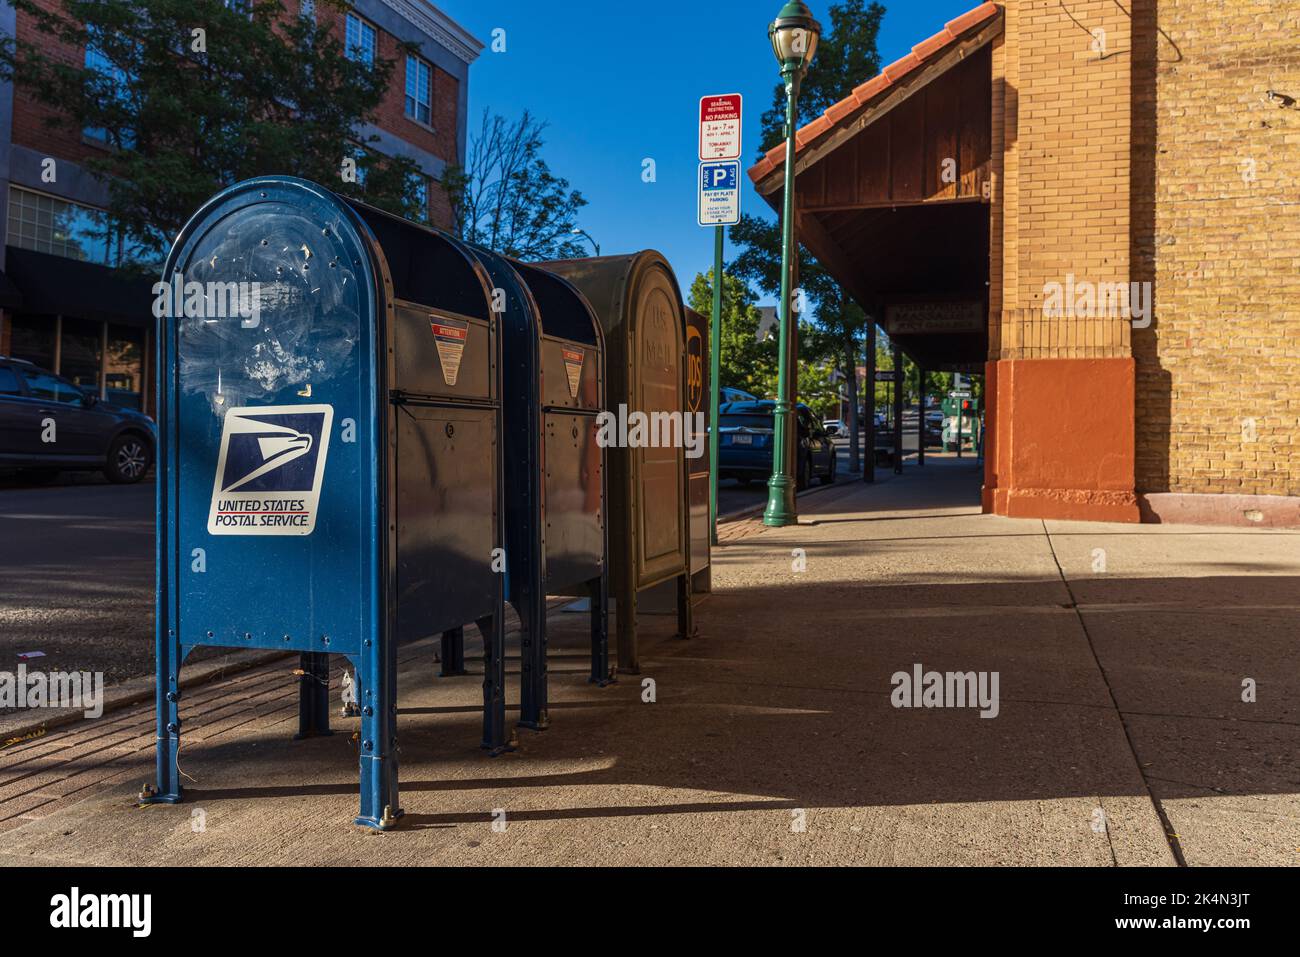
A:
884;301;985;335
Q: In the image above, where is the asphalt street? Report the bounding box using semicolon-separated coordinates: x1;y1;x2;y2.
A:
0;476;156;684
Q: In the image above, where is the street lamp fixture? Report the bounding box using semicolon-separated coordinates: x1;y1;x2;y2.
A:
571;227;600;257
769;0;821;70
763;1;821;528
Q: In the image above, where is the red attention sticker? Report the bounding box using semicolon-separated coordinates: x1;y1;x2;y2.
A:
562;348;584;398
430;323;466;341
430;318;468;386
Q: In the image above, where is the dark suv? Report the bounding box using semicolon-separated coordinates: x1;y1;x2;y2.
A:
0;356;155;483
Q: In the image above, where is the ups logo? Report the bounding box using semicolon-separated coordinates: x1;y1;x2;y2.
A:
685;325;704;412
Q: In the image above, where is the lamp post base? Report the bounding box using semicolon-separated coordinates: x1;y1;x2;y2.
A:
762;474;798;527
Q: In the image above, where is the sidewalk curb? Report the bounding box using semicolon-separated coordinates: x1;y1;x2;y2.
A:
717;469;878;525
0;649;292;750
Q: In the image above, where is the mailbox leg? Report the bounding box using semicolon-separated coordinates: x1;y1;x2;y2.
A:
615;581;639;675
142;631;183;806
589;574;612;686
295;652;332;739
674;571;699;641
354;646;401;831
477;614;512;755
517;588;549;731
439;627;467;677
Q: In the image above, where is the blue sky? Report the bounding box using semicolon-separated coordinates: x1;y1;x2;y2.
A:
435;1;979;304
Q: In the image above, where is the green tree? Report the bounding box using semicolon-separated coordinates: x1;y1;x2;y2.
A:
758;0;887;155
441;109;588;261
0;0;427;266
687;267;777;398
734;0;886;473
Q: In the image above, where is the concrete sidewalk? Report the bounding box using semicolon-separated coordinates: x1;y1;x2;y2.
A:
1;458;1296;865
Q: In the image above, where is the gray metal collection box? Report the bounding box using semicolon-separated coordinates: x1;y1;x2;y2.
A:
538;252;698;674
440;246;613;733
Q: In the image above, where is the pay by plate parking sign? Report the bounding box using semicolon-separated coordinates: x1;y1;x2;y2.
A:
698;161;740;227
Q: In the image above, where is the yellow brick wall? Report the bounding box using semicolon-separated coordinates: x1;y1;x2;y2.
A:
1135;0;1300;496
991;0;1133;360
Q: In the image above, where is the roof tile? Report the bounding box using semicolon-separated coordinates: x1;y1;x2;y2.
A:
851;73;891;104
797;115;832;147
882;52;922;83
912;28;956;61
824;96;859;123
945;1;1000;36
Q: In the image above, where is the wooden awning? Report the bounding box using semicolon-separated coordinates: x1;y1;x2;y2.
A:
748;3;1003;370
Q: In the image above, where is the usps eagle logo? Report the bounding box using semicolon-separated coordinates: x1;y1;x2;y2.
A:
207;405;333;535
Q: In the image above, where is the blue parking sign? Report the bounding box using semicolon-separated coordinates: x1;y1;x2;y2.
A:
698;160;740;226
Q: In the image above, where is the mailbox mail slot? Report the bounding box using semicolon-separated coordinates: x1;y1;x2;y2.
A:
149;176;507;830
539;252;697;673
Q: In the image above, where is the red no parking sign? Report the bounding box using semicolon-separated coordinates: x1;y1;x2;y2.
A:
699;94;742;161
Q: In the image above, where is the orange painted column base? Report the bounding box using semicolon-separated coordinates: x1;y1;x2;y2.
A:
982;357;1140;524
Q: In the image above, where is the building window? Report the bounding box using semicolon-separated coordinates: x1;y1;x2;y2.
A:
345;13;376;67
58;317;103;393
409;174;428;223
405;55;432;126
83;28;135;148
7;315;56;370
299;0;315;21
106;324;146;410
223;0;254;16
7;186;115;265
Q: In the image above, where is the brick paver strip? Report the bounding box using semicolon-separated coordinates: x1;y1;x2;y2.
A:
0;595;575;829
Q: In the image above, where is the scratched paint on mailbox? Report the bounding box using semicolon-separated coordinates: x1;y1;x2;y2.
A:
207;404;334;535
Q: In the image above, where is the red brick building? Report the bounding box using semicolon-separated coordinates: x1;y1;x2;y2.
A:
750;1;1299;527
0;0;480;415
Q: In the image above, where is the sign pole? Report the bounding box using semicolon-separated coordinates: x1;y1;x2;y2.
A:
955;372;964;459
697;92;742;543
864;322;876;483
709;224;723;545
917;367;926;468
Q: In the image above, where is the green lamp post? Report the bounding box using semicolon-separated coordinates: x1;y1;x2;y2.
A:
763;0;821;528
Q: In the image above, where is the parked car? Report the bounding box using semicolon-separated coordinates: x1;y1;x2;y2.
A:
721;386;758;405
0;356;156;483
717;400;836;490
823;418;848;438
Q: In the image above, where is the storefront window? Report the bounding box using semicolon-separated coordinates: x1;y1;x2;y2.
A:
105;324;145;409
59;317;102;393
7;314;56;370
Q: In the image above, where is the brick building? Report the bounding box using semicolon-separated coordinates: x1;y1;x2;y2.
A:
749;0;1299;526
0;0;480;415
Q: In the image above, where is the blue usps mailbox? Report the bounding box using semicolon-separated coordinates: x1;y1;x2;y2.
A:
146;176;506;829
